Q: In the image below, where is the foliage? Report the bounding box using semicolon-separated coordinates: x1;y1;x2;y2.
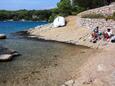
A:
81;13;106;19
72;5;85;15
73;0;115;9
82;13;105;18
81;13;115;20
0;10;52;21
106;12;115;20
57;0;72;16
0;0;115;22
113;12;115;20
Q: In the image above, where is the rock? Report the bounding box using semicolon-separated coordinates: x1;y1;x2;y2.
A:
12;52;20;56
53;16;65;28
12;31;29;38
93;79;104;86
64;80;74;86
61;85;66;86
0;54;13;61
97;64;106;72
0;34;6;39
0;46;20;61
28;35;37;38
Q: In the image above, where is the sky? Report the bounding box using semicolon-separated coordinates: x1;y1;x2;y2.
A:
0;0;60;10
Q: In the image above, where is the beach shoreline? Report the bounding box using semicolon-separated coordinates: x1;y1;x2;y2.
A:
0;3;115;86
27;3;115;86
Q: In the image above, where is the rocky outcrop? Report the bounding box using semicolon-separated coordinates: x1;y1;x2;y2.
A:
0;46;20;61
77;2;115;32
77;3;115;30
0;34;6;39
78;3;115;17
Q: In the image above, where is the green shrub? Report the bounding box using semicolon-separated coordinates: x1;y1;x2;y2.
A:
82;13;105;18
105;13;115;20
112;12;115;20
72;6;86;15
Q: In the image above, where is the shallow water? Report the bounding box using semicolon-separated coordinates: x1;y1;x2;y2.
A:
0;37;94;86
0;22;94;86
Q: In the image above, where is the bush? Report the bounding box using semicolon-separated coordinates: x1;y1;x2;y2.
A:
81;13;115;20
81;13;105;18
105;13;115;20
57;0;72;16
72;5;86;15
112;12;115;20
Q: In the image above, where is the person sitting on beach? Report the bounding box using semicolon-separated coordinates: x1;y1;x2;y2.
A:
103;28;113;41
91;26;100;43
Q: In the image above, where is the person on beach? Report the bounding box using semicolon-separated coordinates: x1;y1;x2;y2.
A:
103;28;113;41
91;26;101;43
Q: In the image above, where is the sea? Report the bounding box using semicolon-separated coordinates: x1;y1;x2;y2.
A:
0;21;47;34
0;21;92;86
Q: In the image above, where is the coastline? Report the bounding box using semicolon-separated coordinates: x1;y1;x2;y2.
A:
0;3;115;86
27;3;115;49
26;4;115;86
28;16;111;49
28;16;94;48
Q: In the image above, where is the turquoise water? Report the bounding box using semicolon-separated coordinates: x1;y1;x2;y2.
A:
0;21;91;86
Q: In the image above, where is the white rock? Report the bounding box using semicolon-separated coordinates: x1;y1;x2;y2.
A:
0;34;6;39
97;64;106;72
61;85;65;86
28;36;37;38
0;54;13;61
65;80;74;86
53;16;65;28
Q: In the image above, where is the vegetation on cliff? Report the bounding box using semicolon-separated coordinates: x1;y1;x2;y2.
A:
0;10;51;21
0;0;114;21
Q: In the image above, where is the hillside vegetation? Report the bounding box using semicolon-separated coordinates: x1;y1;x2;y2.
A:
0;0;115;21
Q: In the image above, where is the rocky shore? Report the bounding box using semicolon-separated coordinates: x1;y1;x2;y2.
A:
28;3;115;48
28;16;98;48
27;3;115;86
77;3;115;17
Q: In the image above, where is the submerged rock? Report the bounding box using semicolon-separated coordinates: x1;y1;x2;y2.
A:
13;31;29;37
0;34;6;39
0;46;20;61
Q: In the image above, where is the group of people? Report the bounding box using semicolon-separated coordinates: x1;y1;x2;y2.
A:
91;26;115;43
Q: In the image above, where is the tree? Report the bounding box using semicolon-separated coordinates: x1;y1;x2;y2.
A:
73;0;115;9
57;0;72;16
